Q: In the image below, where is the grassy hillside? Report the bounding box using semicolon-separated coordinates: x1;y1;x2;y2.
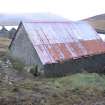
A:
87;20;105;31
0;37;105;104
0;13;67;26
85;14;105;32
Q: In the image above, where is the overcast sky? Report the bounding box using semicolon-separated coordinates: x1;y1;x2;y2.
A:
0;0;105;20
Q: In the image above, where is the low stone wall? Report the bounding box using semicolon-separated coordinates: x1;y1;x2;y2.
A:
44;53;105;77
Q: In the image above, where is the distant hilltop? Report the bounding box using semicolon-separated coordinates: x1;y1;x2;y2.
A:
0;13;67;26
0;26;16;39
84;13;105;33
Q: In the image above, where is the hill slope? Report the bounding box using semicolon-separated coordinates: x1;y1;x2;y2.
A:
85;14;105;32
0;13;67;26
0;38;105;104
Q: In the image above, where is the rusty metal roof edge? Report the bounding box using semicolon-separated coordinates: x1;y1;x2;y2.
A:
43;51;105;65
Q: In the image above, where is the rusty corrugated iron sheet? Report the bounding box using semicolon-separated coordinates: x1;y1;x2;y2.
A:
23;21;105;65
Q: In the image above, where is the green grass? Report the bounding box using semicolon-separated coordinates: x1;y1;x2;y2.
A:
12;73;105;92
1;73;105;104
47;73;105;91
11;72;105;100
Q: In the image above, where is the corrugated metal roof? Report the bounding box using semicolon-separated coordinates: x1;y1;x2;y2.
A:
23;21;105;65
